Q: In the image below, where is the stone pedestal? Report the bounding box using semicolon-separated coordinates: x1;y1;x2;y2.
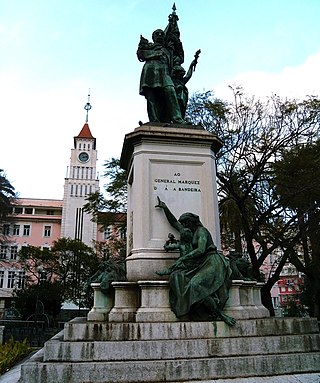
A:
225;280;270;319
120;124;223;281
239;280;259;318
135;281;178;322
107;279;269;323
87;283;113;322
224;280;248;319
108;282;139;322
254;282;270;318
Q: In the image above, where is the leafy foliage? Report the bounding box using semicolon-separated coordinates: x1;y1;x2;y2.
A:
0;337;31;375
0;170;16;222
83;158;127;259
273;141;320;211
14;281;63;320
186;88;320;315
0;170;17;243
83;158;127;221
272;141;320;317
17;238;101;311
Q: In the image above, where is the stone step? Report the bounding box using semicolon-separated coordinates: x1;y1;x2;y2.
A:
43;333;320;362
64;317;320;341
20;351;320;383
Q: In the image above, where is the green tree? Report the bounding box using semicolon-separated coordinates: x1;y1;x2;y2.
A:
50;238;100;306
18;238;101;309
83;158;127;258
14;281;63;321
272;141;320;318
0;170;17;242
84;158;127;220
186;89;320;315
15;245;63;320
18;245;57;284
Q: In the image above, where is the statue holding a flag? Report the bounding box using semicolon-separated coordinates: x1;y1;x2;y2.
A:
137;4;200;124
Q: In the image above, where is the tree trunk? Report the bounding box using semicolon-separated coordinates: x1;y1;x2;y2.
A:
261;284;275;316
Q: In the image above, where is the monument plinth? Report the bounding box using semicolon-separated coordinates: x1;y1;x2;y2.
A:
120;123;223;281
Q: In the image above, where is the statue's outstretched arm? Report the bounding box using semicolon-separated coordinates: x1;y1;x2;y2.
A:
155;196;183;231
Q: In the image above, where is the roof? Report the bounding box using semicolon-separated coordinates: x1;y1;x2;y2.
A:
74;123;96;149
15;198;63;208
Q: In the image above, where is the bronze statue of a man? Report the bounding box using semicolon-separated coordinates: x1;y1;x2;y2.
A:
138;5;199;124
137;28;185;124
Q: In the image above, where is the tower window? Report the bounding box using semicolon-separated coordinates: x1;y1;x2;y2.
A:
79;143;82;149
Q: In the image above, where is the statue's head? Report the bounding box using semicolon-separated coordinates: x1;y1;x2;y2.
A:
178;212;202;231
152;29;165;44
172;65;186;78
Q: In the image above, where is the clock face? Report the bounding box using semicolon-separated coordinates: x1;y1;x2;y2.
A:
78;152;89;162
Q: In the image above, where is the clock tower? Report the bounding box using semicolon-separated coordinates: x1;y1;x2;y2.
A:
61;97;99;247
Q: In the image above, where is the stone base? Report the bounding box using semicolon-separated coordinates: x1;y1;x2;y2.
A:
108;282;139;322
224;280;270;319
87;283;113;322
106;279;270;323
19;317;320;382
135;281;178;322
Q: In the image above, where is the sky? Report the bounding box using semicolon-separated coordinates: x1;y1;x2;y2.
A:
1;0;320;200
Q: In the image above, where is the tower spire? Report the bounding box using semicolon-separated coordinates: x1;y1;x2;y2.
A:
84;89;92;123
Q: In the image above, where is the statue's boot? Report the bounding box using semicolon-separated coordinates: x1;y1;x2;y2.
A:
147;100;160;122
164;86;186;124
144;90;160;122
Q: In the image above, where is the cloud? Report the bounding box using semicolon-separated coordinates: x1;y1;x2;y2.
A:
215;51;320;101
